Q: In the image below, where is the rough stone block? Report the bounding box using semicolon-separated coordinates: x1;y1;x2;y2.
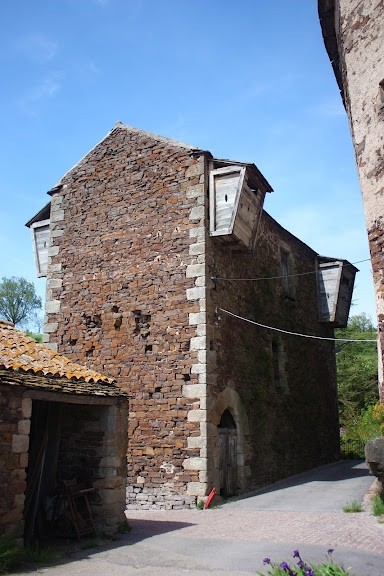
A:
188;409;206;422
186;263;205;278
21;398;32;419
182;384;206;398
12;434;29;454
186;481;206;496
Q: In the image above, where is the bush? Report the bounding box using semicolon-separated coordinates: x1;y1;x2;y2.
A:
340;404;381;459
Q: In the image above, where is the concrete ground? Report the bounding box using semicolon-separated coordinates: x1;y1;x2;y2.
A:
18;461;384;576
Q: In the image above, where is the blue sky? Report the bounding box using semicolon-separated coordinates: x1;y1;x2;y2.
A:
0;0;376;325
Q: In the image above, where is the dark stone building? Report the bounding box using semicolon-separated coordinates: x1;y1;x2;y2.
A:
27;123;356;508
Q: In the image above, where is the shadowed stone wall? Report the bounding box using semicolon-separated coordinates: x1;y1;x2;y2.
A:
319;0;384;399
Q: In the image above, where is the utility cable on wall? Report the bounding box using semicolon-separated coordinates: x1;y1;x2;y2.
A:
212;258;371;283
218;308;377;343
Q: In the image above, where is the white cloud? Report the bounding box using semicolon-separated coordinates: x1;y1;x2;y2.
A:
17;34;57;64
18;72;62;116
74;59;101;78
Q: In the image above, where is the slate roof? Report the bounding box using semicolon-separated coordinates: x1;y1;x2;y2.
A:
0;320;124;397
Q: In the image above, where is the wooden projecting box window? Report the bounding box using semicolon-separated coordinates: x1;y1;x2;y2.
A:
209;166;262;249
30;219;50;278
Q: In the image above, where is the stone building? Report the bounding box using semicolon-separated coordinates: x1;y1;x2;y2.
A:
0;320;128;541
27;123;356;508
318;0;384;399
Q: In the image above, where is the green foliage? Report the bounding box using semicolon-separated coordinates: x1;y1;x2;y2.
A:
0;535;23;574
26;331;43;343
80;538;100;550
342;500;363;513
336;314;380;453
372;493;384;516
340;404;381;444
0;277;42;327
0;535;61;573
22;545;60;565
196;499;205;510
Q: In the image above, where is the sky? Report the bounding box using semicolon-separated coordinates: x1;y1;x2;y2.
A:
0;0;376;327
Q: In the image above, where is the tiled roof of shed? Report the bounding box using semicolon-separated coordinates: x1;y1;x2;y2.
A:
0;367;124;397
0;320;117;390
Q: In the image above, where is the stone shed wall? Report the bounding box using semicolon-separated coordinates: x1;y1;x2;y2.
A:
0;385;30;539
43;126;208;508
206;211;339;492
332;0;384;398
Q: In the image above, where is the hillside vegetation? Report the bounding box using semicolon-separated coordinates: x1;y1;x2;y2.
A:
335;313;380;456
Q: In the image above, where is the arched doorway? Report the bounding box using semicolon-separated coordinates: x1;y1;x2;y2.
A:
218;409;237;497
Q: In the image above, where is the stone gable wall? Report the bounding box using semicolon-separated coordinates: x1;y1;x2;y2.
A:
44;127;208;508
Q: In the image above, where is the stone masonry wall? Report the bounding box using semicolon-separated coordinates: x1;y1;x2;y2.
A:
0;385;31;539
336;0;384;398
206;211;339;492
43;125;208;508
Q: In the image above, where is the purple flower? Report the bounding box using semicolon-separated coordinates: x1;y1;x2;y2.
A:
293;550;300;558
263;557;271;565
327;548;334;555
297;560;304;569
279;561;296;575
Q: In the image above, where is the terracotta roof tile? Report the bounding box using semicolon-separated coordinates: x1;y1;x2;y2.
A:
0;320;115;385
0;367;125;397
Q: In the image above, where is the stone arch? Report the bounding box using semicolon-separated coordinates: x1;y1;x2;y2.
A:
209;388;250;495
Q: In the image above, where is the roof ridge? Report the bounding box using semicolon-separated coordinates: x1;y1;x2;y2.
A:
49;122;203;193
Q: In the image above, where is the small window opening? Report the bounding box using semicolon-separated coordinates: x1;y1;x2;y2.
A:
280;249;295;299
218;409;236;429
145;344;152;353
272;339;289;395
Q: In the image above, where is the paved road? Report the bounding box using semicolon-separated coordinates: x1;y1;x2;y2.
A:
21;461;384;576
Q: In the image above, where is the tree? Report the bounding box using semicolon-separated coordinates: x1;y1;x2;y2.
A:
347;312;376;332
336;313;378;416
336;313;379;456
0;277;42;327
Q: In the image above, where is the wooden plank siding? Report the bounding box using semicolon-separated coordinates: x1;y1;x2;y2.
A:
30;219;50;278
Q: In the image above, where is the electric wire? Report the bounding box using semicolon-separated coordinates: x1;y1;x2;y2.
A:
211;258;371;282
218;308;377;342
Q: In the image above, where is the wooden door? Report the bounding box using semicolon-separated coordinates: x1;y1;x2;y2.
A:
219;427;238;497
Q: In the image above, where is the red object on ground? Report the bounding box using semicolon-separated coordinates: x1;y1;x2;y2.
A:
203;487;216;510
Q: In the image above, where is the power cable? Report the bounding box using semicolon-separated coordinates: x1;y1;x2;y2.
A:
212;258;371;283
218;308;377;342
